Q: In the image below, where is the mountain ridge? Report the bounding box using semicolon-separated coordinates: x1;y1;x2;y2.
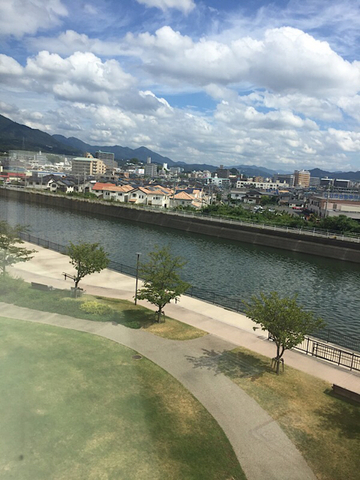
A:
2;114;360;179
0;114;81;156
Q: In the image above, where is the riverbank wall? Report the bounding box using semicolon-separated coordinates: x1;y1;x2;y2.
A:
2;188;360;263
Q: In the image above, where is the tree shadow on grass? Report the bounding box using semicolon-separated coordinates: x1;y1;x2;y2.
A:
314;389;360;440
186;348;272;380
116;308;157;329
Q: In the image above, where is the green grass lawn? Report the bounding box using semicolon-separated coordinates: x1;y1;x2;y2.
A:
0;317;244;480
213;346;360;480
0;275;205;341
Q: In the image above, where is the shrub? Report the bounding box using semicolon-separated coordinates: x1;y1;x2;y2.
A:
80;301;114;316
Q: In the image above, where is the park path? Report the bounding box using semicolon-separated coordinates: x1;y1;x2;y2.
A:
9;242;360;395
0;302;316;480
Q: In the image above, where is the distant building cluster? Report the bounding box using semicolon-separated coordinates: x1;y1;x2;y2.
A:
1;148;360;220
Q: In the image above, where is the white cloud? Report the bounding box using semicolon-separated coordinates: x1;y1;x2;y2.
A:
0;0;67;38
136;0;195;14
2;5;360;171
30;30;128;57
262;93;343;122
326;129;360;152
0;55;23;80
0;51;135;105
126;26;360;97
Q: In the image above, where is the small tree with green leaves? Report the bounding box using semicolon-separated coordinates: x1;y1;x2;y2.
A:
244;292;324;374
137;245;191;322
0;221;35;275
67;242;109;289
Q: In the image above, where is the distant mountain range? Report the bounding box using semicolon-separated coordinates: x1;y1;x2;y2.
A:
309;168;360;181
0;114;81;156
2;113;360;179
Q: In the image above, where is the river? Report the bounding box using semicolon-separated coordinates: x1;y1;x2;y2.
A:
1;196;360;348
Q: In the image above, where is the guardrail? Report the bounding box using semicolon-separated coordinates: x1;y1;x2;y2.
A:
3;186;360;243
294;336;360;371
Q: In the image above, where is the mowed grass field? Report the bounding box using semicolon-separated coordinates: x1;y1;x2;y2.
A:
0;275;205;341
216;347;360;480
0;317;244;480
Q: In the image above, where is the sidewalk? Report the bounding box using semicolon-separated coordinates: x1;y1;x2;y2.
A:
9;242;360;394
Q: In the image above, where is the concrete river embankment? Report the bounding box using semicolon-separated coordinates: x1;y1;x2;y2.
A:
1;187;360;345
1;187;360;263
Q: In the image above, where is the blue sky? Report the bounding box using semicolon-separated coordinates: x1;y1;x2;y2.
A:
1;0;360;171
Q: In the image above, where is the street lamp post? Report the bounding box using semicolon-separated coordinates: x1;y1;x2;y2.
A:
134;252;141;305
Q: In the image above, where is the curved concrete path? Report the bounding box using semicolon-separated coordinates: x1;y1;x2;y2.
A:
9;242;360;395
4;241;360;479
1;302;315;480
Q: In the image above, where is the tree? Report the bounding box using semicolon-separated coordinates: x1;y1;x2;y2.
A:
137;245;191;322
260;195;278;206
0;221;35;275
67;242;109;289
244;292;324;374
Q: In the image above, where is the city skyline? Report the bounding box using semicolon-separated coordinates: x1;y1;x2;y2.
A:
2;1;360;170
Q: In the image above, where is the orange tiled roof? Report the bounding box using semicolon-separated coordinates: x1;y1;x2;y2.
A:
173;191;194;200
93;183;134;193
92;182;116;190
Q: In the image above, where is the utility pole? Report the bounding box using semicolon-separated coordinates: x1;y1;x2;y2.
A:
134;252;141;305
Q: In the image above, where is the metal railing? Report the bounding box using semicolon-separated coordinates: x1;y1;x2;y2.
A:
294;336;360;372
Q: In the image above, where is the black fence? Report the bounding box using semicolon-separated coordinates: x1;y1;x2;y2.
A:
294;336;360;372
18;232;360;364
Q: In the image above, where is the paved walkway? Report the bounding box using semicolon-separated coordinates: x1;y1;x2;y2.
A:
3;242;360;479
9;242;360;394
1;302;315;480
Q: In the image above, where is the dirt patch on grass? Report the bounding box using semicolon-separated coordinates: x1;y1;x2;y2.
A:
145;317;206;340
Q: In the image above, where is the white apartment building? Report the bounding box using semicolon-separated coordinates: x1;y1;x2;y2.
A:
236;180;284;190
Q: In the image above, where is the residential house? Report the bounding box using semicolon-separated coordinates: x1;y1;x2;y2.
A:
25;174;59;189
243;190;263;204
91;182;133;202
129;186;172;208
49;178;75;193
171;191;197;208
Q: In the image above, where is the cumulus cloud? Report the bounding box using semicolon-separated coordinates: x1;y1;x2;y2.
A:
261;93;343;122
0;55;23;80
0;51;135;105
2;5;360;171
136;0;195;14
326;128;360;152
126;26;360;97
30;30;128;56
0;0;67;38
29;25;360;99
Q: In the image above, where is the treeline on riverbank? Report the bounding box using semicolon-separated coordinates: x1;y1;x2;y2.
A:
49;190;360;234
176;204;360;235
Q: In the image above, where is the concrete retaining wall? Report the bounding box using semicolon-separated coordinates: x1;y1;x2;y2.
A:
2;188;360;263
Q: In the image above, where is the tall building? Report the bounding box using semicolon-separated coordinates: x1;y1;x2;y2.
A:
144;163;157;177
72;157;106;176
95;150;116;168
273;174;294;187
294;170;310;187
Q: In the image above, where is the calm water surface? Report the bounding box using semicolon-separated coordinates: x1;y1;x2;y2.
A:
1;197;360;343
